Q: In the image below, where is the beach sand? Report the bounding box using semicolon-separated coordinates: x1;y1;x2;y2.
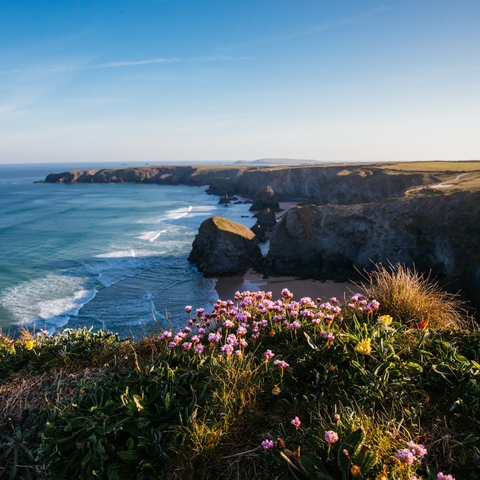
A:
215;270;359;303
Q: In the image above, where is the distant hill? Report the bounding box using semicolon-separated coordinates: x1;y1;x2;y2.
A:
234;158;324;165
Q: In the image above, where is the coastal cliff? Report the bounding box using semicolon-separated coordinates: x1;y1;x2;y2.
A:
43;164;433;205
266;191;480;283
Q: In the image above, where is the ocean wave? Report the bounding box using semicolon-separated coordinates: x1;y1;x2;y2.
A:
136;230;167;241
0;273;98;330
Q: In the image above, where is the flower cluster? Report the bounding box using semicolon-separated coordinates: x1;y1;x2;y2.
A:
437;473;455;480
324;430;339;444
354;338;372;355
394;441;427;465
156;289;348;367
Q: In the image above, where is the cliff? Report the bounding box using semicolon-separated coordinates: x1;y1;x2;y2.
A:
44;164;438;205
266;191;480;284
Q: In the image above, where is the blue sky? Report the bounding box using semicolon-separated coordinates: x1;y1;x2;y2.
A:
1;0;479;163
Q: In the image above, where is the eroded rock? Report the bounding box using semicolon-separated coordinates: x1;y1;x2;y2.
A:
188;216;262;276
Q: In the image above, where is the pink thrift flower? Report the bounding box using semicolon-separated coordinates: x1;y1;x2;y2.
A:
394;448;415;465
223;320;234;329
235;350;242;358
168;342;177;349
194;344;204;354
437;474;455;480
240;338;248;347
185;306;192;313
236;326;247;337
273;315;282;322
182;342;192;350
191;335;200;344
324;431;339;444
262;439;274;450
220;344;234;355
407;441;427;457
291;417;301;428
264;349;275;359
273;359;289;369
312;318;321;325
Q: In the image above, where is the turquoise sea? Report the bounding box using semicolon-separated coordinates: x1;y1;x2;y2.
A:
0;162;255;336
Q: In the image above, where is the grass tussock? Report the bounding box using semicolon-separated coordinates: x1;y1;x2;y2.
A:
361;263;465;330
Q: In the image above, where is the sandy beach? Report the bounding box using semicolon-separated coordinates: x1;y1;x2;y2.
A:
215;270;359;302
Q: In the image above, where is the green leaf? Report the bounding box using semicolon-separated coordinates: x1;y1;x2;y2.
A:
338;428;365;478
117;450;140;461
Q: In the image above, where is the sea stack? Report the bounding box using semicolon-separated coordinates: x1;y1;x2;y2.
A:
188;216;262;276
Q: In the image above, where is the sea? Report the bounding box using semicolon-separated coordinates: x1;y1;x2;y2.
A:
0;162;257;337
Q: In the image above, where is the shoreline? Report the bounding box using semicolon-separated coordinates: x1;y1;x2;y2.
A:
214;270;358;302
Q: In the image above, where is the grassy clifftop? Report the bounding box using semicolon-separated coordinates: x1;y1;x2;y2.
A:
1;266;479;480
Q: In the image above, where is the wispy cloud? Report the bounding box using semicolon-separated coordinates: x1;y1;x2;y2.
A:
221;6;391;50
0;54;249;75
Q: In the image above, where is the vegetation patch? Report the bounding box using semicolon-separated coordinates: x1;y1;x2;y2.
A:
1;267;479;480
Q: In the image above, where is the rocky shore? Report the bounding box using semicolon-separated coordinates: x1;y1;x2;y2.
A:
43;162;480;313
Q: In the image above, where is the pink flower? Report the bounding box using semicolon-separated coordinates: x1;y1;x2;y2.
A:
168;342;177;349
394;448;415;465
324;431;339;444
182;342;192;350
208;332;221;343
236;326;247;337
262;439;274;450
281;288;291;297
185;306;192;313
407;441;427;457
240;338;248;347
194;344;204;354
273;359;289;369
437;474;455;480
223;320;234;329
220;344;234;355
273;315;282;322
235;350;242;358
191;335;200;344
291;417;301;428
264;349;275;359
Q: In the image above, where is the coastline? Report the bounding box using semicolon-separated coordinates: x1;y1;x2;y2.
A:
214;270;357;302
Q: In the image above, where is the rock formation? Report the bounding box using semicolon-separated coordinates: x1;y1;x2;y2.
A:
188;216;262;276
250;208;277;242
249;186;280;212
267;192;480;284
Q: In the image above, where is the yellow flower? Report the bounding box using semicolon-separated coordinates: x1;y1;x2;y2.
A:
377;315;393;326
25;341;35;351
355;339;372;355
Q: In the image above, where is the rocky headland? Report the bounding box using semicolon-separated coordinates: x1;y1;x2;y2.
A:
44;162;480;311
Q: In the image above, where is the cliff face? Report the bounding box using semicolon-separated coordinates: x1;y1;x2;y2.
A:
44;165;430;206
266;192;480;282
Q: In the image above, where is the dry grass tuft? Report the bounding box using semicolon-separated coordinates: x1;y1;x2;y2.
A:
0;367;106;419
361;263;465;329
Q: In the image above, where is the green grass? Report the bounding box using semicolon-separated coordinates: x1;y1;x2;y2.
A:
1;269;479;480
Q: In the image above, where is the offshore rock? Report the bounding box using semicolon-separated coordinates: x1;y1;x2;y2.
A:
249;186;280;212
267;192;480;283
188;216;262;277
251;208;277;242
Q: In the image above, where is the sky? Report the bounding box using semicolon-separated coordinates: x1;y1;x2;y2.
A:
0;0;479;164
